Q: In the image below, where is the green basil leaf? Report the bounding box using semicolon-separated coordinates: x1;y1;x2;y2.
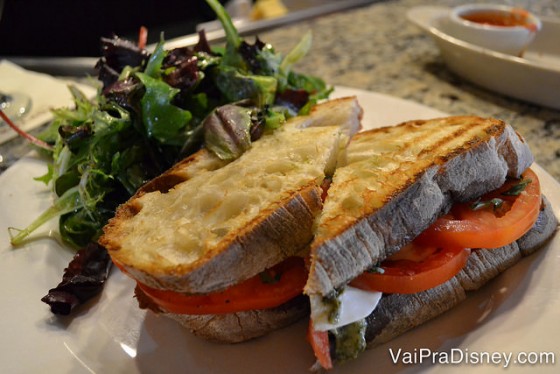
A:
502;178;532;196
471;197;504;211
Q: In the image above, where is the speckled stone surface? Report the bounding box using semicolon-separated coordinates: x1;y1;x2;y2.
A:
258;0;560;181
1;0;559;181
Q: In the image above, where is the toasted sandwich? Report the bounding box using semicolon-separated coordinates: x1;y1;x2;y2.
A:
101;108;556;360
99;97;363;342
305;116;557;369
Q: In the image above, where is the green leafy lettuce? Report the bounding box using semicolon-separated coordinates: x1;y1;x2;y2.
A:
10;0;331;248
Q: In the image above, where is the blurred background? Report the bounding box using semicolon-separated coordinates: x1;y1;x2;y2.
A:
0;0;228;57
0;0;375;58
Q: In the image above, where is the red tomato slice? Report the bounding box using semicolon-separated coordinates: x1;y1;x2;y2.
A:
350;241;471;294
137;257;307;315
307;320;333;370
418;168;541;249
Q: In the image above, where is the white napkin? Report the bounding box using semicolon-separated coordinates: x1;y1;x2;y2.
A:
0;60;97;144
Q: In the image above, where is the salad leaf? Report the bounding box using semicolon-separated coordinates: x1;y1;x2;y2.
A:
215;67;277;106
205;0;244;69
97;35;148;89
11;0;330;250
203;104;254;160
279;31;312;90
136;72;193;145
239;38;282;77
41;242;112;315
143;38;166;78
10;187;82;246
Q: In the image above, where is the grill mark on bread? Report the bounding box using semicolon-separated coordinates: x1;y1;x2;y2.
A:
312;158;440;250
306;116;534;296
417;126;473;159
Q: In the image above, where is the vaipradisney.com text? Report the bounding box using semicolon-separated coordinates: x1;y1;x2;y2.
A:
389;348;556;368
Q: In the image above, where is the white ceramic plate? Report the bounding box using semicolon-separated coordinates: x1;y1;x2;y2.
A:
407;6;560;111
1;87;559;373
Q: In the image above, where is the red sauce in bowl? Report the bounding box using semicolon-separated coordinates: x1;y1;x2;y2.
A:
461;9;538;31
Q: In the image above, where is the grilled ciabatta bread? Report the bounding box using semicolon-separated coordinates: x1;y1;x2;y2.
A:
100;97;362;343
304;116;557;370
306;116;534;296
101;97;362;295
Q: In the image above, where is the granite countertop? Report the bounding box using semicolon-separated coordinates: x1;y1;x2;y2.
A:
1;0;559;180
258;0;560;180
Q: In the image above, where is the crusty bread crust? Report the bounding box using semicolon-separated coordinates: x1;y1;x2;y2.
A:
517;196;559;256
363;198;557;349
306;117;534;296
364;277;466;347
163;295;310;343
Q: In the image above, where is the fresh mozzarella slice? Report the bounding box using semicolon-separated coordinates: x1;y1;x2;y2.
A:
310;286;382;331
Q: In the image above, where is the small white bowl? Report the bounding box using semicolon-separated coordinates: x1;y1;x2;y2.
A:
446;3;541;56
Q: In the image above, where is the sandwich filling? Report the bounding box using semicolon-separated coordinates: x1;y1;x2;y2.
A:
133;256;307;315
308;168;542;368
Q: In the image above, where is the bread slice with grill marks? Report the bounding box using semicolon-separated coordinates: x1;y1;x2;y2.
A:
100;97;363;295
306;116;534;296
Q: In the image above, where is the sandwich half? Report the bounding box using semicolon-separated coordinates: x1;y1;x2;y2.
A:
305;116;558;369
99;97;363;342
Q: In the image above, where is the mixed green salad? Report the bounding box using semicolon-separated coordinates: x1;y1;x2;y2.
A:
10;0;330;249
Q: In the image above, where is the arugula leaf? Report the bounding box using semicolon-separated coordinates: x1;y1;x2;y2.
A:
136;72;193;145
10;187;82;246
111;145;151;195
51;85;97;125
59;207;108;248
